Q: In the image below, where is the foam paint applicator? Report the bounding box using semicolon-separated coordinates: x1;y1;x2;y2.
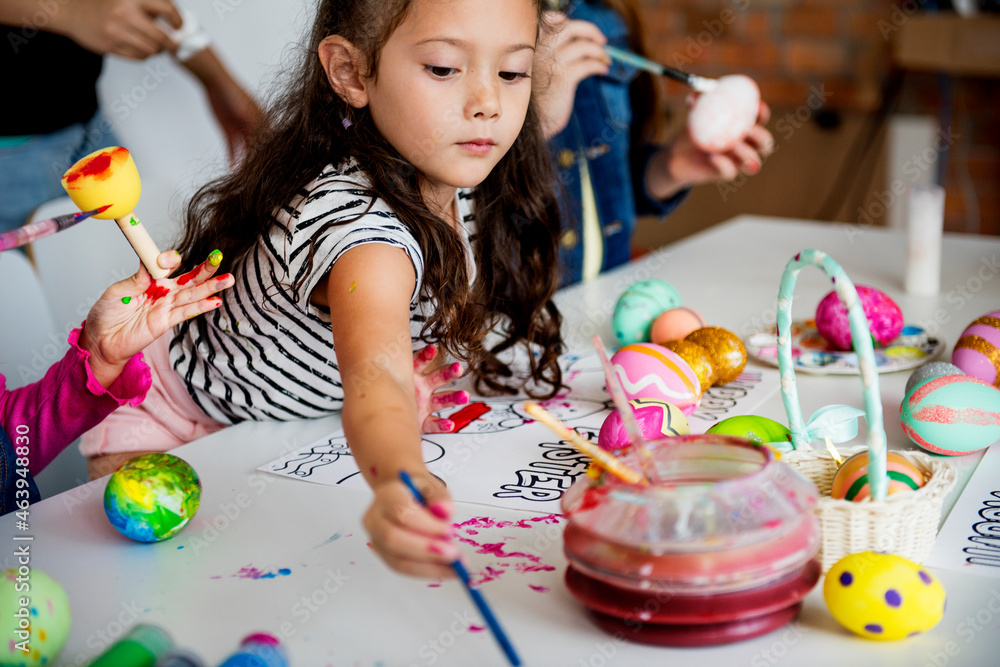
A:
524;402;646;485
61;146;168;279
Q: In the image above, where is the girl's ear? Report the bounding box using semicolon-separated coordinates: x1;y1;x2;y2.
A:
319;36;369;108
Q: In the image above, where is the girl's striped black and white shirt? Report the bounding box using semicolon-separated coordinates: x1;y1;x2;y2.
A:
168;160;475;424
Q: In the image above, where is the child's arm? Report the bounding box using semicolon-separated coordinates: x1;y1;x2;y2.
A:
0;250;233;474
326;244;459;580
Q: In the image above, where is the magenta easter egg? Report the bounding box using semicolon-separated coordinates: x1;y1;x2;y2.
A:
610;343;702;415
952;311;1000;387
815;285;904;351
598;397;691;452
901;373;1000;456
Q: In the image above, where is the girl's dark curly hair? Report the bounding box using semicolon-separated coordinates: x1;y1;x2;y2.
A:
177;0;564;398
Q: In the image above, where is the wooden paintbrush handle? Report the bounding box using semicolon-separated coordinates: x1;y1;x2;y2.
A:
116;211;168;279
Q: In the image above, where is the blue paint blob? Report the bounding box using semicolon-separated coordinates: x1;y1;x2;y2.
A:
864;623;883;634
839;571;853;586
919;570;932;585
278;568;291;576
885;589;902;607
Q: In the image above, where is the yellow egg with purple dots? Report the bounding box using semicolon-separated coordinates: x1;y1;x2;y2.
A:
830;451;926;502
0;569;71;665
598;397;690;453
824;552;945;640
104;452;202;542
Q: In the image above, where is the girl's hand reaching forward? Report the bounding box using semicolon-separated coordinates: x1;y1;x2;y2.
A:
364;471;459;579
80;249;235;389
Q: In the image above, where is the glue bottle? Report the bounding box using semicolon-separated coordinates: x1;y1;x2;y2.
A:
217;633;288;667
87;624;173;666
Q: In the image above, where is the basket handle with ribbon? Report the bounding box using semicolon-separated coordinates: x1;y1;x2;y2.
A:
775;249;890;500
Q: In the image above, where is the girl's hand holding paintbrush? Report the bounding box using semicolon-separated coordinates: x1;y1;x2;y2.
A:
81;249;234;389
363;469;460;579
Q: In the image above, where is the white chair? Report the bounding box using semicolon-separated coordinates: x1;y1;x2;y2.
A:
0;251;59;389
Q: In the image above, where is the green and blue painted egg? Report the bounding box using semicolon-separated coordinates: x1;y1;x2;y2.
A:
104;453;201;542
900;373;1000;456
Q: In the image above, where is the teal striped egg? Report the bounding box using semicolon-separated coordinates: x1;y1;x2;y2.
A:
900;373;1000;456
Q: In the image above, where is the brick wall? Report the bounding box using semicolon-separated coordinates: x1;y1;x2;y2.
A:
636;0;998;234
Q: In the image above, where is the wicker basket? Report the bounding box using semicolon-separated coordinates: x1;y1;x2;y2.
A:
774;250;957;572
783;446;957;571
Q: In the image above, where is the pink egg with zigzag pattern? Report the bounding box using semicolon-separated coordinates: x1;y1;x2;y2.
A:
609;343;702;416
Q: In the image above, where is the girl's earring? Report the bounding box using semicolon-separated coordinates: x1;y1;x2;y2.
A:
342;117;354;130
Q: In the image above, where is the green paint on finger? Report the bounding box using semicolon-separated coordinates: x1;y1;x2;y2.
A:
208;249;223;267
121;296;132;304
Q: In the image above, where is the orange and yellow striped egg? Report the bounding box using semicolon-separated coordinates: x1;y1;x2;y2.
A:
610;343;702;416
830;451;926;502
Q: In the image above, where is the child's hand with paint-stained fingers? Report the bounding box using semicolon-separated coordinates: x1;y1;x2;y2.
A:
413;345;470;434
79;249;235;390
363;469;459;579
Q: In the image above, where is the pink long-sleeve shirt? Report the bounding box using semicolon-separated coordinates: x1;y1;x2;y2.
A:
0;325;151;475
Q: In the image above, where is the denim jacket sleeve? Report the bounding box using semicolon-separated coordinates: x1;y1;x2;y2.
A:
0;424;40;518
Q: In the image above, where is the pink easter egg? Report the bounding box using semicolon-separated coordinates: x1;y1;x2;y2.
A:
688;75;761;153
815;285;904;351
650;307;706;344
609;343;702;415
598;397;691;452
952;311;1000;387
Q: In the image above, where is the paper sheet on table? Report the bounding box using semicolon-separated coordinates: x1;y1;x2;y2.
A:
925;445;1000;578
258;350;781;513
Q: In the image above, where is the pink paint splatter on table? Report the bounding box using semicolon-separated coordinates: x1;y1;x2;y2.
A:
450;515;565;587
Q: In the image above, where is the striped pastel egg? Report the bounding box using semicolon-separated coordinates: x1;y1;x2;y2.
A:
901;373;1000;456
830;451;926;501
952;311;1000;387
610;343;702;415
598;397;690;452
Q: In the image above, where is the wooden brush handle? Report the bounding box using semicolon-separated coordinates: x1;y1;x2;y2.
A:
115;212;168;279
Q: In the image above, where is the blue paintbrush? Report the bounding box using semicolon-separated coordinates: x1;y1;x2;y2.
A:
604;45;718;93
399;470;521;666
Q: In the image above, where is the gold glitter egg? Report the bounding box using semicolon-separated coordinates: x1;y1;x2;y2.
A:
685;326;747;385
663;340;715;393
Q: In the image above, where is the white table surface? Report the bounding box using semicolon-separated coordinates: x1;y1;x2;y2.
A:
4;215;1000;667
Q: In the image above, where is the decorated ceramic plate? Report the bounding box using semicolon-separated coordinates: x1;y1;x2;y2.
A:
744;321;944;375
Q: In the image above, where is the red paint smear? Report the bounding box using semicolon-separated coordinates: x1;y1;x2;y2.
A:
176;265;201;285
913;406;1000;427
427;582;442;588
449;402;491;432
529;584;551;593
64;147;128;186
145;281;170;302
370;465;378;477
469;625;486;633
909;374;991;405
578;484;610;512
